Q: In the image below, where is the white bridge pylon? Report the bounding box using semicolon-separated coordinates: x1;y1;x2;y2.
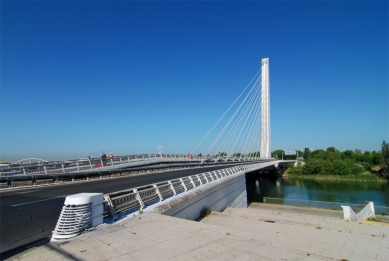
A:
192;58;271;160
260;58;271;158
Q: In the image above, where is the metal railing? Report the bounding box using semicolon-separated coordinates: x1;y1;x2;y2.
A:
1;160;263;189
0;154;192;177
102;162;273;219
1;154;274;177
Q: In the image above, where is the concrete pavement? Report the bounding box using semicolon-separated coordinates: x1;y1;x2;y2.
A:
2;203;389;260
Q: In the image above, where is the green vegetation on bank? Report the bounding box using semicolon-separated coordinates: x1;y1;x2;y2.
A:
274;141;389;181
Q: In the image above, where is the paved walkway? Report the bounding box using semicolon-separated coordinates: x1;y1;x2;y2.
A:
3;204;389;261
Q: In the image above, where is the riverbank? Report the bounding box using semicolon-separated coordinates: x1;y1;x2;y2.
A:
283;169;388;182
249;202;389;222
246;174;389;210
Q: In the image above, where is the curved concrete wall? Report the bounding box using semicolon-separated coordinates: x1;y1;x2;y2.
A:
150;172;247;220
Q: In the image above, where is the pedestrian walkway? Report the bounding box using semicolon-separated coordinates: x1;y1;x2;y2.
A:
3;203;389;260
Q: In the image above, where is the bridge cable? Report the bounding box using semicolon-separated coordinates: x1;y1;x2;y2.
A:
190;69;261;155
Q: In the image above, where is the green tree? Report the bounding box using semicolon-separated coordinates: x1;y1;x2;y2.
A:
302;159;328;175
303;148;311;161
381;140;389;178
327;147;338;152
342;150;354;160
372;152;382;165
272;149;284;159
215;152;227;157
247;151;260;157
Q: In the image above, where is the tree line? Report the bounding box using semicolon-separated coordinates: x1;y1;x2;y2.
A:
275;141;389;179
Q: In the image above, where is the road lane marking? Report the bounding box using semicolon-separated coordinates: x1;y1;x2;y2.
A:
11;195;67;207
0;190;42;197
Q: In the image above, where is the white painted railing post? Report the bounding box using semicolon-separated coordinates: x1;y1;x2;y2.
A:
197;175;203;186
203;173;210;183
180;178;187;191
133;189;145;209
168;181;177;196
153;184;163;201
189;177;196;188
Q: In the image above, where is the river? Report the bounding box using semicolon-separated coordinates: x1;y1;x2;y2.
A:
246;174;389;213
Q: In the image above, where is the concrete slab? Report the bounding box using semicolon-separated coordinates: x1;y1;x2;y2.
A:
3;204;389;261
94;229;158;254
5;244;75;261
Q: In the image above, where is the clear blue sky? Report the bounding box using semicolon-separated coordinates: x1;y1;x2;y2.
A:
1;1;388;162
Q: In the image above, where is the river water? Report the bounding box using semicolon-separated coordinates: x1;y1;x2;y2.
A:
246;175;389;211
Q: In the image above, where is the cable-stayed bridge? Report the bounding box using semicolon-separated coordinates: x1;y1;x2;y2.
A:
0;59;295;254
192;58;271;160
1;58;272;178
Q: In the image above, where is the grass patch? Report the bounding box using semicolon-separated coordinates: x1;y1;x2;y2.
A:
367;217;382;222
366;217;389;224
200;206;212;218
285;173;387;182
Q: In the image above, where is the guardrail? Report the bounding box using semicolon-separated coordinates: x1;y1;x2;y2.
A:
0;154;192;177
1;154;270;177
103;162;274;219
1;160;273;189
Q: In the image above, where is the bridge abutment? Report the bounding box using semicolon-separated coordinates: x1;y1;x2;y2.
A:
151;173;247;220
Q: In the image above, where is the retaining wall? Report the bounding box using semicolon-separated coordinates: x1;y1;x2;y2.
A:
150;172;247;220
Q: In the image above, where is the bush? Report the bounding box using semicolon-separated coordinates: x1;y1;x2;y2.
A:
356;161;372;171
302;159;328;175
300;159;365;175
200;207;212;218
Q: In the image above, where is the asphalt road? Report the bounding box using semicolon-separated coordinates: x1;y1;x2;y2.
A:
0;164;243;254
